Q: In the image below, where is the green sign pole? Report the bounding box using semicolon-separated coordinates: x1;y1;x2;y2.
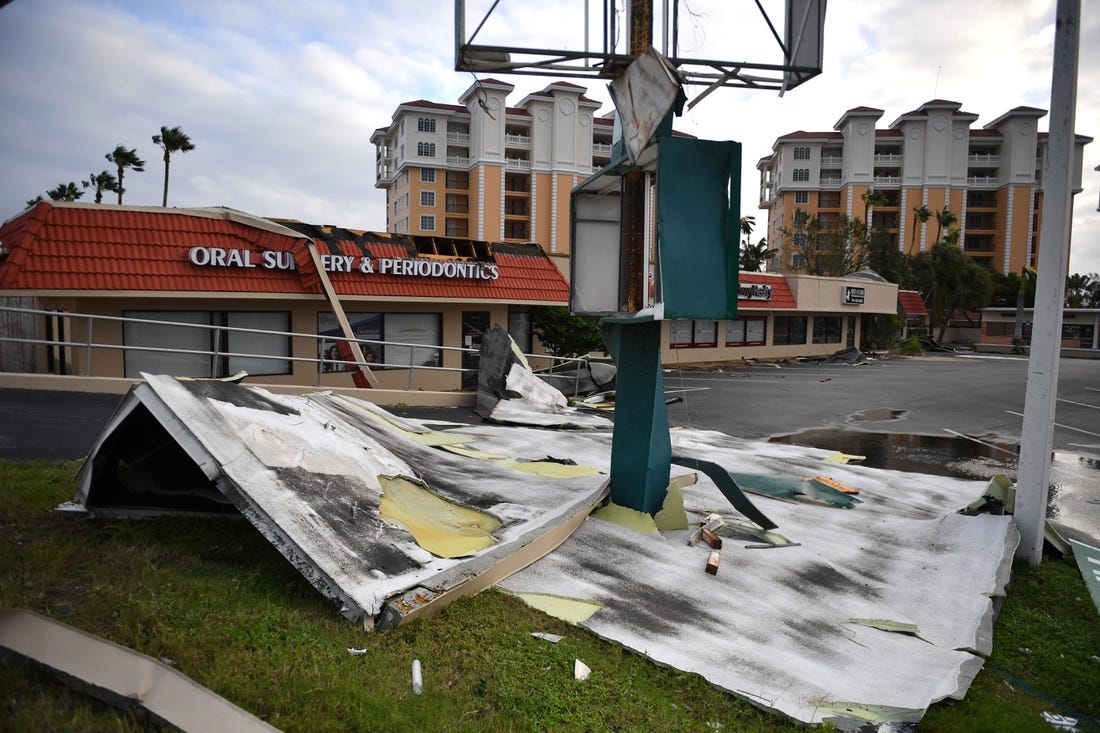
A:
600;317;671;515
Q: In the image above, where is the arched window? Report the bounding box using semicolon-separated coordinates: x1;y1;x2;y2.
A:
417;142;436;157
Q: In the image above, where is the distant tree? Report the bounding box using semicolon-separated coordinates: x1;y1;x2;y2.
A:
908;204;932;255
528;306;605;357
47;181;84;202
82;170;120;204
25;195;44;208
934;207;958;245
105;145;146;204
1012;266;1038;347
1065;273;1092;309
1084;273;1100;308
152;125;195;206
780;209;871;277
861;187;887;224
738;215;774;272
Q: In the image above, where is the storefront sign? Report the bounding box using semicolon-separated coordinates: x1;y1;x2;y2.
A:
738;283;773;301
843;286;866;305
186;246;500;280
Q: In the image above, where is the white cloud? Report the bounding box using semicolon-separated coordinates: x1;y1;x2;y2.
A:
1;0;1097;274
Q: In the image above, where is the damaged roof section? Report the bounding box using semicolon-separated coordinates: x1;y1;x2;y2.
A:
69;375;608;626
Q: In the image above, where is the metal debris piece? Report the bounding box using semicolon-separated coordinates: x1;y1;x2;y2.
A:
530;632;564;644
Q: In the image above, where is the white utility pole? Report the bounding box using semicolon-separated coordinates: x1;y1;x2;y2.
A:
1015;0;1080;565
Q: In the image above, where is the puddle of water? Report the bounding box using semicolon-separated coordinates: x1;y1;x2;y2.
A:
768;430;1100;543
849;408;908;422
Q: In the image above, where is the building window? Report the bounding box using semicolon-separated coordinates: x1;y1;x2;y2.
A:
795;191;810;204
793;146;811;160
417;117;436;133
773;316;808;345
812;316;843;344
421;168;436;183
417;142;436;157
420;215;435;231
726;317;767;346
792;169;810;182
318;312;442;372
792;254;807;270
123;311;291;379
670;320;717;348
794;210;809;226
421;191;435;207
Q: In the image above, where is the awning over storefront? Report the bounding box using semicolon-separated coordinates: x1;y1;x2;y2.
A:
737;272;796;310
0;202;570;304
898;290;928;317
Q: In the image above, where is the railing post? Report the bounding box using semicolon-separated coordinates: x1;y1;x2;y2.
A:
407;349;415;391
84;315;93;376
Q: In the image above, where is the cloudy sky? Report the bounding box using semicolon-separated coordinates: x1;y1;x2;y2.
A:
2;0;1098;274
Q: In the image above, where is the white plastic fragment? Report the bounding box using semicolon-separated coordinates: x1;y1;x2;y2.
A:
1041;711;1078;730
411;659;423;695
346;648;368;656
531;632;564;643
574;659;590;681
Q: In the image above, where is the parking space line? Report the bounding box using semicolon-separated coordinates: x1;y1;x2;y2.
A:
1005;410;1100;438
942;428;1017;457
1059;398;1100;410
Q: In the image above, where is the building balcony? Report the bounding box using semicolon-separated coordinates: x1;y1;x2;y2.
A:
967;153;1000;165
447;131;470;143
593;143;612;157
506;158;532;170
447;155;470;166
873;176;901;187
504;133;531;147
873;154;902;164
819;177;843;189
821;156;843;167
967;176;1000;188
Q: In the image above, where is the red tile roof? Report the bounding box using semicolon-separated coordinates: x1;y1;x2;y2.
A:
738;272;796;309
898;290;927;316
0;203;569;305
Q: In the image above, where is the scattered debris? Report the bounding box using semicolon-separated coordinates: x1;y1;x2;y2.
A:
1068;538;1100;614
705;550;721;575
574;659;591;681
824;451;866;464
347;648;369;656
592;502;660;535
654;482;690;530
811;475;860;495
728;471;861;509
411;659;423;695
506;591;603;624
671;457;777;530
0;608;280;732
701;528;723;549
845;618;921;636
1041;711;1078;730
530;632;564;644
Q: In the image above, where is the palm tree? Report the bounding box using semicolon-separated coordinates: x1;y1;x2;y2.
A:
861;188;887;224
1065;273;1091;308
934;208;958;245
908;204;931;255
82;170;120;204
47;181;84;202
25;196;44;208
105;145;145;205
1012;266;1037;347
739;238;774;272
152;125;195;206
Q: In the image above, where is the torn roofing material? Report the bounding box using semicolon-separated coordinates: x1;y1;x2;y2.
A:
497;427;1018;726
71;375;608;625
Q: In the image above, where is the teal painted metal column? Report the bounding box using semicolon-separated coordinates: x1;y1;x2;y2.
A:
601;317;670;515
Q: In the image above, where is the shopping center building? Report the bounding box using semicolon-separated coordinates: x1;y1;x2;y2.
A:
0;203;901;391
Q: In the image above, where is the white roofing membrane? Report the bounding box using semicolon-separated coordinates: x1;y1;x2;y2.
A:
74;376;1017;726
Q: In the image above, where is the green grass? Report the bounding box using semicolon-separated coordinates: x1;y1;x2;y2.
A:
1;459;1098;732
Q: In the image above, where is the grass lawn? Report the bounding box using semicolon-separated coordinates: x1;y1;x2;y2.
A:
1;459;1097;732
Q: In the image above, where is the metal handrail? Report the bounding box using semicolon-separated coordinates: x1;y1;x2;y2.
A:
0;305;590;393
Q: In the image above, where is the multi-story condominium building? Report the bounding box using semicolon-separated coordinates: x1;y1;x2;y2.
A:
757;100;1091;275
371;79;613;267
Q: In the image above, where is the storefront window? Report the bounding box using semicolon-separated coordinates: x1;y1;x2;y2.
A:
670;320;716;348
812;316;842;344
318;312;441;371
726;317;766;346
773;316;808;345
123;311;291;378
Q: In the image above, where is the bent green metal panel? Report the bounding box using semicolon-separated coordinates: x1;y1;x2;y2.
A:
656;136;741;320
